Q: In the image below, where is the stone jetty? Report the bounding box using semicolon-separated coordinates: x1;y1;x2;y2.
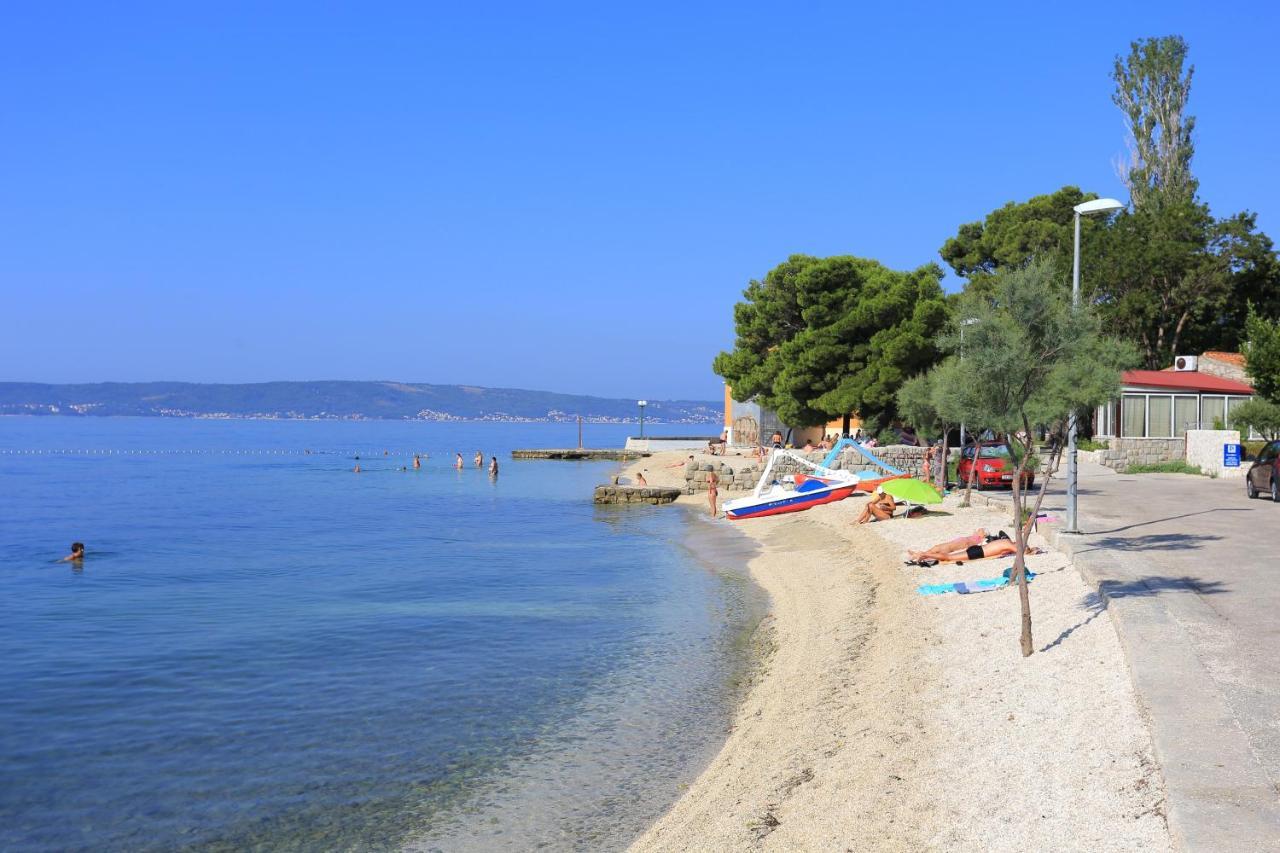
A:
593;485;682;505
512;448;649;461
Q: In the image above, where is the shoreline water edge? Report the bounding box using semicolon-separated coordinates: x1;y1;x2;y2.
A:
619;449;1174;852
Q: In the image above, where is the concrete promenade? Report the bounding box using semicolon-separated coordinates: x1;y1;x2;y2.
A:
977;461;1280;851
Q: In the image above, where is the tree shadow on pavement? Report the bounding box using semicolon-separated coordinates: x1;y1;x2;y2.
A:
1084;507;1249;535
1039;577;1229;653
1076;531;1222;553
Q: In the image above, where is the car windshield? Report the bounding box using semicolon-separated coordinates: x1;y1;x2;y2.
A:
979;445;1013;459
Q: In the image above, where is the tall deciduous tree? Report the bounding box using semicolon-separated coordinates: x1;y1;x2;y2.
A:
923;258;1135;656
1113;36;1197;209
1232;307;1280;439
1089;200;1277;367
714;255;948;428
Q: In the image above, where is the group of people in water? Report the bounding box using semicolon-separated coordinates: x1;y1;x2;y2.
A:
353;451;499;476
454;452;499;476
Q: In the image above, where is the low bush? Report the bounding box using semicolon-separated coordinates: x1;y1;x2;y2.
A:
1125;460;1204;476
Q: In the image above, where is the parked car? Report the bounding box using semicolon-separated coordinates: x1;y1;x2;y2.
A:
957;441;1035;490
1245;439;1280;502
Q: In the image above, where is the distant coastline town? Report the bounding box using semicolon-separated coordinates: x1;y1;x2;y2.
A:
0;381;719;424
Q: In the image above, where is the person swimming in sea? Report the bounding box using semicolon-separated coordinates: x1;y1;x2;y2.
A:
474;451;484;468
455;453;464;470
413;454;421;470
61;542;85;562
489;456;499;476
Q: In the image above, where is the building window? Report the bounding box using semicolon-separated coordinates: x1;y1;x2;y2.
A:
1148;395;1173;438
1173;396;1198;436
1202;396;1226;430
1121;395;1147;437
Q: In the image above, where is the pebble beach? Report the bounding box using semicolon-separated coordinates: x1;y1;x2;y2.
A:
622;449;1174;852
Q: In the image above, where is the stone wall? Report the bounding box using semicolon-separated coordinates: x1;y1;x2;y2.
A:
1093;438;1185;472
684;461;762;493
1185;429;1244;478
682;444;930;494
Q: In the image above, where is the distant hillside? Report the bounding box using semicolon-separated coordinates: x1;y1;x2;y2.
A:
0;381;719;423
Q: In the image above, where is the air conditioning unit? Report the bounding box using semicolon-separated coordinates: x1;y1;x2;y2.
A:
1173;355;1199;372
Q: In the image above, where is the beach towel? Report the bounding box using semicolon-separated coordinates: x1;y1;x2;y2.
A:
917;567;1036;596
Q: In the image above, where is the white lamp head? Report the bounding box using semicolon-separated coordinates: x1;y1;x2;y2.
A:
1073;198;1125;216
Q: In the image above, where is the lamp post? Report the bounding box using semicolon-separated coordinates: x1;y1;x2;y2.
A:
1066;197;1124;534
637;400;647;438
959;317;980;453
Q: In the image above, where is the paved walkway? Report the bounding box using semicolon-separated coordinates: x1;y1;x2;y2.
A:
978;461;1280;851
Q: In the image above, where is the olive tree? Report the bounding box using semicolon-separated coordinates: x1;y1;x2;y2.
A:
923;258;1135;657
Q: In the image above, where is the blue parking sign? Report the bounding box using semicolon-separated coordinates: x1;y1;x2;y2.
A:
1223;443;1242;467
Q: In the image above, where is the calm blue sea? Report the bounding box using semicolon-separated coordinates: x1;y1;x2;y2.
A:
0;418;763;852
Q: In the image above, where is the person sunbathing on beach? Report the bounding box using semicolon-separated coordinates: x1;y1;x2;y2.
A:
61;542;85;562
855;488;897;524
929;537;1044;565
907;528;989;562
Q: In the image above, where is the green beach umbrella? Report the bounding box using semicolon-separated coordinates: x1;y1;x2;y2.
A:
880;477;943;505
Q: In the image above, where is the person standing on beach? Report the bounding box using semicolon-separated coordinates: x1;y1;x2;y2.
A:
455;453;464;470
707;470;719;517
474;451;484;468
488;456;499;477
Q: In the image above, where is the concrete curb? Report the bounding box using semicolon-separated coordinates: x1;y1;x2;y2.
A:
968;489;1280;852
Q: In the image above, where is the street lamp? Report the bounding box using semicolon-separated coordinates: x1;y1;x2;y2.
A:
637;400;647;438
1066;197;1125;534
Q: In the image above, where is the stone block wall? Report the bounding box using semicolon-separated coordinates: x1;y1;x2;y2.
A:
684;461;762;493
1094;437;1185;472
682;444;930;493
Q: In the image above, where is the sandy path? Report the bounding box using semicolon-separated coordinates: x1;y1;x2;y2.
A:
625;451;1172;852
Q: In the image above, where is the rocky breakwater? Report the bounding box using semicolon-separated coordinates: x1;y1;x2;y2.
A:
593;485;683;505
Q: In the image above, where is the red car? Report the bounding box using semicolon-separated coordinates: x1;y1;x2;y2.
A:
957;441;1035;490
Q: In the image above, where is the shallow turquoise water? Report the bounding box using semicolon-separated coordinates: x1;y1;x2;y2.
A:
0;418;762;851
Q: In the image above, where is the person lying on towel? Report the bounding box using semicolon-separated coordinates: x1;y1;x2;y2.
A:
929;536;1044;565
906;528;990;563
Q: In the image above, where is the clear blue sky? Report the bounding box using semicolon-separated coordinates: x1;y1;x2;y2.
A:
4;2;1278;400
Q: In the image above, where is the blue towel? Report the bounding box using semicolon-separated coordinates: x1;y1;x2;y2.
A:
917;567;1035;596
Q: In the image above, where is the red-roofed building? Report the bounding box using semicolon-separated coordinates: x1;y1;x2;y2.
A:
1094;354;1256;439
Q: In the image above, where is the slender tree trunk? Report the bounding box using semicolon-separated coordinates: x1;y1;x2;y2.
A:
1010;444;1033;657
962;434;980;507
938;427;950;493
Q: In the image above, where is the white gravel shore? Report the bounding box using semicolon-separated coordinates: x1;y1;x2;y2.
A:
624;451;1172;852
